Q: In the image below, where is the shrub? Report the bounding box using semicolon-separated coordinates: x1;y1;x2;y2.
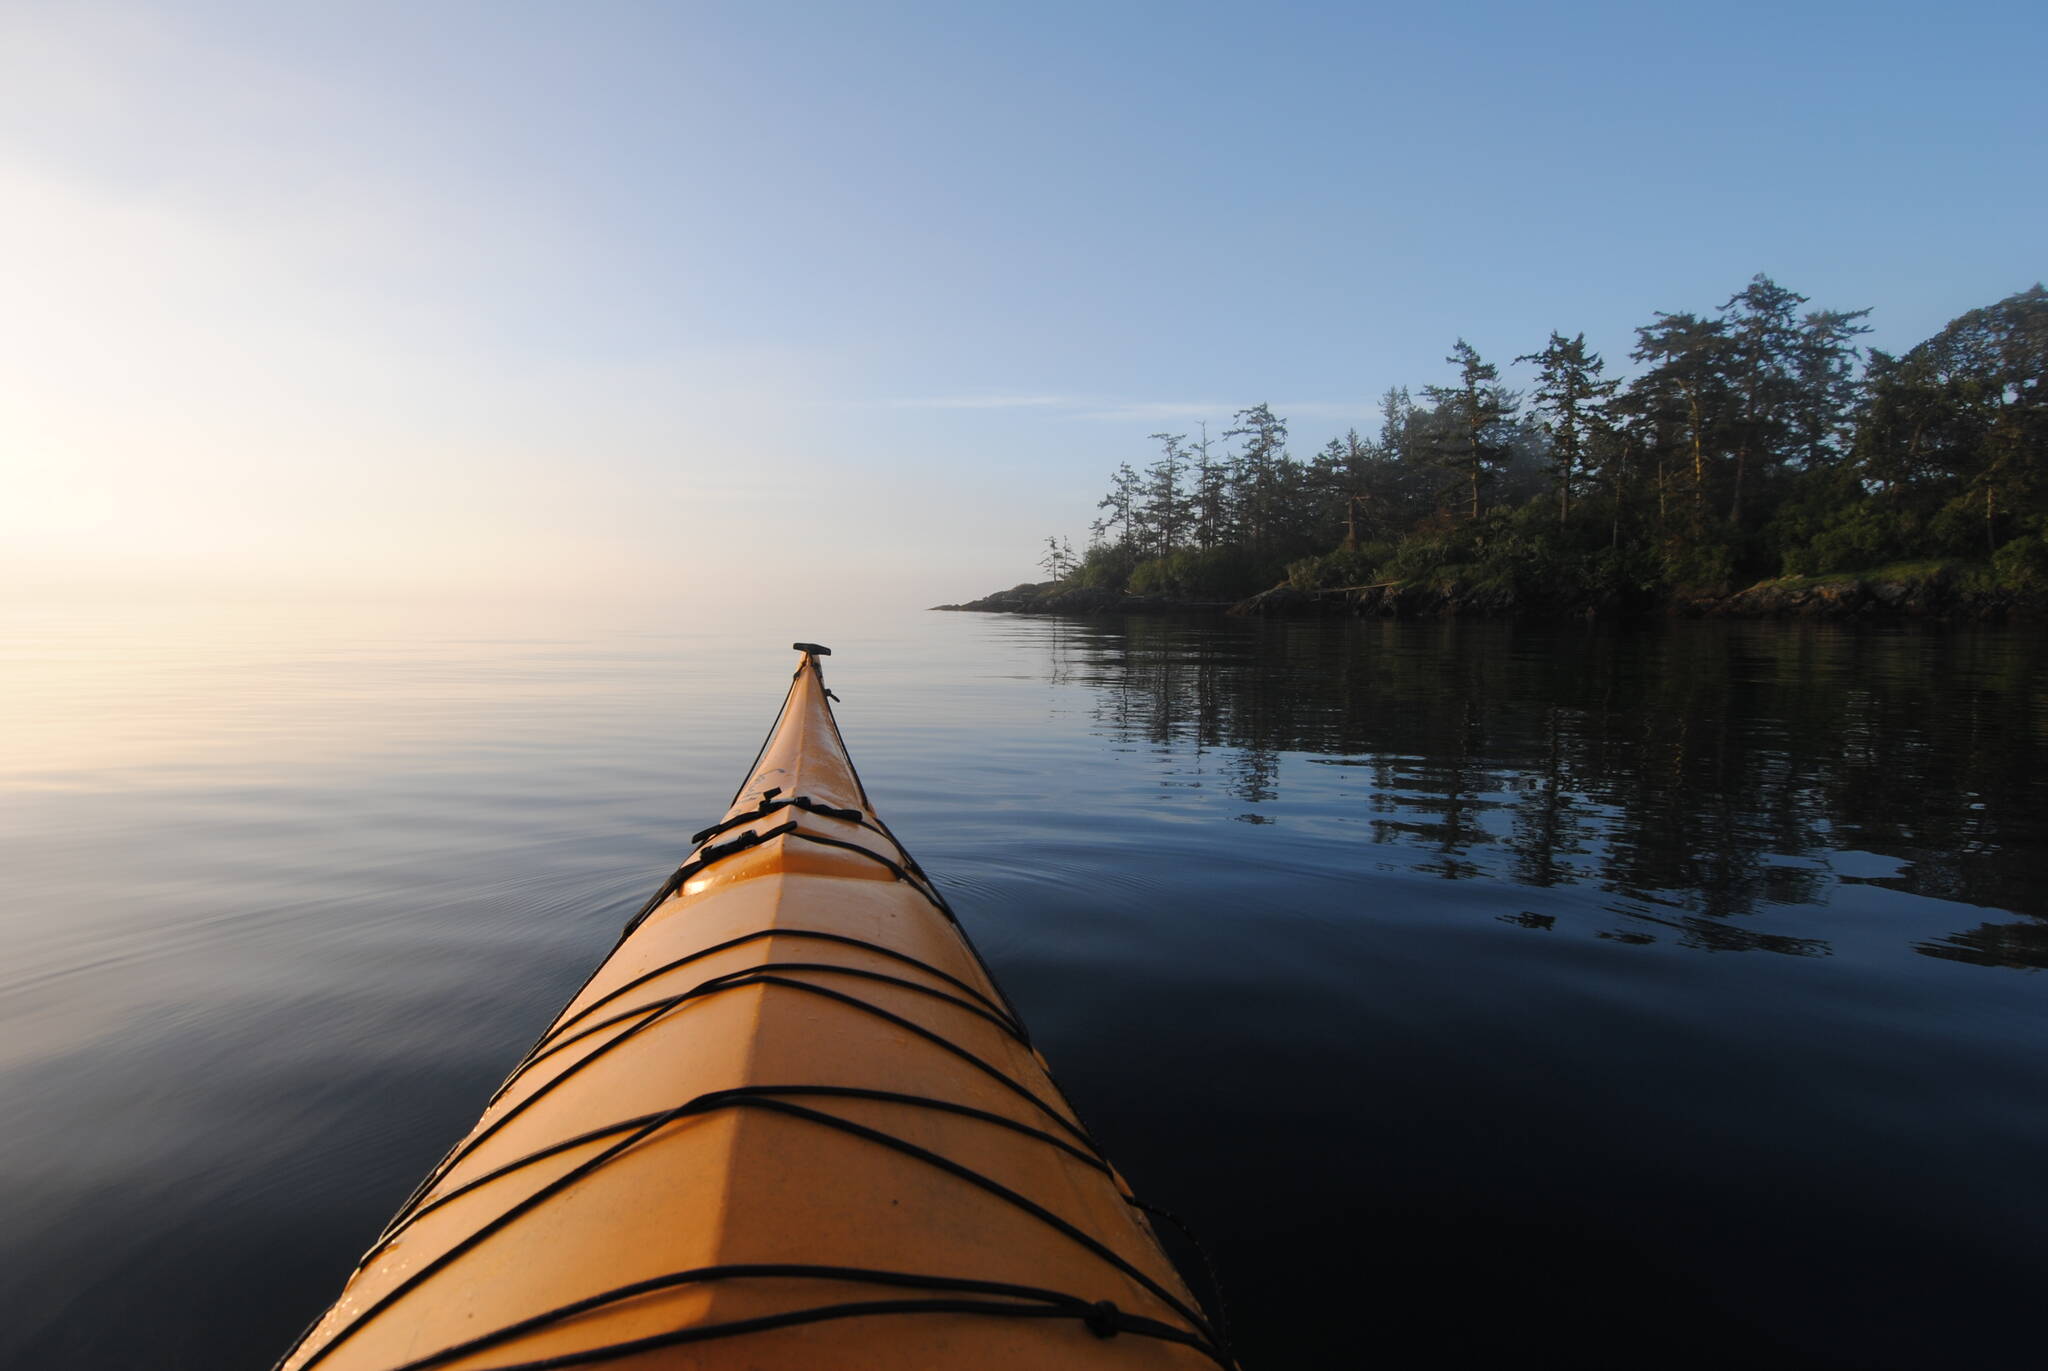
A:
1780;545;1817;577
1283;546;1381;591
1929;496;2000;559
1661;539;1735;593
1992;535;2048;589
1585;544;1663;597
1129;546;1264;598
1071;541;1139;591
1803;502;1911;574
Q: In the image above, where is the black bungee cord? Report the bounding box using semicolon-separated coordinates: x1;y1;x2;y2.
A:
276;656;1235;1371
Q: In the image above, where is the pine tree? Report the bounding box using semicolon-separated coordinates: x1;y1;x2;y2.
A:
1092;462;1144;549
1144;432;1193;557
1378;387;1412;457
1422;341;1519;520
1223;403;1289;553
1589;391;1652;547
1518;332;1619;526
1791;306;1874;469
1190;421;1230;551
1038;535;1075;581
1717;275;1809;525
1630;312;1731;532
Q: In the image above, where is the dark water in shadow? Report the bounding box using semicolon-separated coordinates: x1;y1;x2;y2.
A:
4;605;2045;1368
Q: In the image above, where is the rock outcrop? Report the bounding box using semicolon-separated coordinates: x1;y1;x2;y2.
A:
932;582;1225;615
1672;568;2031;621
939;568;2040;622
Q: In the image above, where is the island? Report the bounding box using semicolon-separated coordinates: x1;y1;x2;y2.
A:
939;280;2046;622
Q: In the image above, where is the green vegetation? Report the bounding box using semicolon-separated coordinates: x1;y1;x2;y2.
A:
1047;280;2048;609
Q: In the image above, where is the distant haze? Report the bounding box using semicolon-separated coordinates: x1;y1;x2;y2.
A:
4;1;2042;613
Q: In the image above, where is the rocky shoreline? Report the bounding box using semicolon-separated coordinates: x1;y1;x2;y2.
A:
932;583;1233;616
934;569;2043;623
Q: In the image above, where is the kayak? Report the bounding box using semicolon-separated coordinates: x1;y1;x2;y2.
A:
277;644;1229;1370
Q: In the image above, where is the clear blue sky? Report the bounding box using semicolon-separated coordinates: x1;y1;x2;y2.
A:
5;1;2041;608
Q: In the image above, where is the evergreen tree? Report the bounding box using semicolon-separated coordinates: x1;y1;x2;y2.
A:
1266;441;1321;555
1717;275;1810;524
1422;340;1519;520
1590;390;1654;547
1223;403;1289;553
1092;461;1144;549
1320;428;1388;549
1372;387;1443;527
1630;312;1731;532
1518;331;1619;526
1038;535;1076;580
1854;285;2046;553
1791;306;1874;469
1190;421;1231;551
1144;432;1193;557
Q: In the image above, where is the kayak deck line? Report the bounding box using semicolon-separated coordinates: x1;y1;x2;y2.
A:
277;645;1232;1370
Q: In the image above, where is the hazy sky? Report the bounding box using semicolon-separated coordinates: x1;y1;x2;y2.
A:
4;1;2042;610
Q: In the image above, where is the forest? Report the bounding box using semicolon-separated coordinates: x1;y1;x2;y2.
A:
1041;280;2047;610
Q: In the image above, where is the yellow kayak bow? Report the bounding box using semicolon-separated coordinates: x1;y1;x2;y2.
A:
278;644;1228;1370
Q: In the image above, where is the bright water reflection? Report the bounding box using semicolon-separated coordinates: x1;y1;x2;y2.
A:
3;603;2044;1369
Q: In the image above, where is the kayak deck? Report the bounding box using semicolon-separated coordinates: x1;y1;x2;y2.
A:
278;646;1227;1369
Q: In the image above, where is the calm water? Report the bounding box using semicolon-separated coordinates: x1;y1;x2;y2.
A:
4;603;2046;1369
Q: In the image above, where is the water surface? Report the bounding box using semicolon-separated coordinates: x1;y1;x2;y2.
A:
4;603;2044;1368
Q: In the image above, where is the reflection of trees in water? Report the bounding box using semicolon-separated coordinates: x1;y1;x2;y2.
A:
1224;747;1279;814
1918;920;2048;970
1060;617;2048;966
1508;707;1595;888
